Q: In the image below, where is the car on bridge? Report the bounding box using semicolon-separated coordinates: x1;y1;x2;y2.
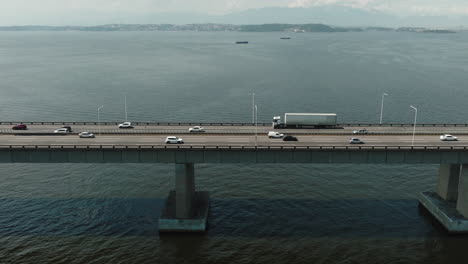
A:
282;135;298;141
118;122;133;128
353;129;368;134
188;126;205;132
54;127;72;133
165;136;184;144
61;126;72;132
440;134;458;141
78;132;95;138
268;131;284;138
349;138;364;144
12;124;27;130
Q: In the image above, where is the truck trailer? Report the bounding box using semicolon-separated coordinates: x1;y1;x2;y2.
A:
273;113;337;128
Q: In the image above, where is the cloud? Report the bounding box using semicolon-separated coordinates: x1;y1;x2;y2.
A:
3;0;468;26
288;0;376;9
288;0;468;15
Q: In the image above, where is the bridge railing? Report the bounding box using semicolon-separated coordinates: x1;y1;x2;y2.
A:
337;123;468;127
0;144;467;151
7;131;468;136
2;121;468;127
0;121;272;126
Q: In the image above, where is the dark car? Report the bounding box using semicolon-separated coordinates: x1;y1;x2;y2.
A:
12;124;28;130
282;135;298;141
61;126;72;132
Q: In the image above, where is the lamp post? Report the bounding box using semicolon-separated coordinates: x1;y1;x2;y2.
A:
379;93;388;125
124;94;128;122
410;105;417;146
98;105;104;136
255;105;258;147
251;92;255;124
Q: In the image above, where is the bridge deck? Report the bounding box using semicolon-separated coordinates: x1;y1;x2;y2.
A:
0;134;467;148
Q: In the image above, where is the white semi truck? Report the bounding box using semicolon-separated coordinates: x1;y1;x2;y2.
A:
272;113;337;128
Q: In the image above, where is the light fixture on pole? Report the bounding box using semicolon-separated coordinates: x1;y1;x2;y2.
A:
255;105;258;147
410;105;417;146
98;105;104;136
380;93;388;125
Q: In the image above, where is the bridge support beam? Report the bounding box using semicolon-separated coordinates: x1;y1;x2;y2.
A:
419;164;468;233
159;163;210;232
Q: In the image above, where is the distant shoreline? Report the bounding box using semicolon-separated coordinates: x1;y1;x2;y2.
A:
0;24;458;33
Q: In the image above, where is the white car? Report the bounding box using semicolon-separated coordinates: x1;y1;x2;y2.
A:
268;131;284;138
118;122;133;128
440;134;458;141
188;126;205;132
165;136;184;144
54;128;70;133
349;138;364;144
78;132;95;138
353;129;368;134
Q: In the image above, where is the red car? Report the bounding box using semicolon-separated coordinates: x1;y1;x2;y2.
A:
12;124;28;130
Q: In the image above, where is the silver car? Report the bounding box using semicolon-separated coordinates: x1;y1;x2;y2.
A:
349;138;364;144
440;134;458;141
54;128;70;133
353;129;368;134
78;132;95;138
188;126;205;132
118;122;133;128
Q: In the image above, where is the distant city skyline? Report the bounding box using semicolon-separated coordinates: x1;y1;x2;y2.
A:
2;0;468;26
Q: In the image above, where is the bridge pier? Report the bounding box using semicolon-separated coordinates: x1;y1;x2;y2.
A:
159;163;210;232
456;165;468;218
437;164;460;201
419;164;468;233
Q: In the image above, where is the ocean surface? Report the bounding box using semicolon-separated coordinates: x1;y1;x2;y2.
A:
1;31;468;263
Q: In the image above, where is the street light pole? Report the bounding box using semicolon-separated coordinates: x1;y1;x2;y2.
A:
410;105;417;146
98;105;104;136
252;92;255;124
380;93;388;125
124;94;127;122
255;105;258;147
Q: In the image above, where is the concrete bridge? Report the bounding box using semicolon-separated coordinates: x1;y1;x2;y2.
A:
1;123;468;233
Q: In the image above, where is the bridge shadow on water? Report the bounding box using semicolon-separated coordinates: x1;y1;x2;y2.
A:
0;197;460;238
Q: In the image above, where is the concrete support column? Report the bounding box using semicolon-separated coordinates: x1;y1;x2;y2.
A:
456;164;468;218
175;163;195;219
437;164;461;201
159;163;210;232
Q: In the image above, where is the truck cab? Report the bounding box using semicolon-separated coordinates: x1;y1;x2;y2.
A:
272;116;284;128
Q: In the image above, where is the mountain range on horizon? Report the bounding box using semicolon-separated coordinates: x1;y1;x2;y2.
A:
221;6;468;28
3;6;468;28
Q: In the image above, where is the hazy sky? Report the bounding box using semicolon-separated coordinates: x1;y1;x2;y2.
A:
2;0;468;25
4;0;468;14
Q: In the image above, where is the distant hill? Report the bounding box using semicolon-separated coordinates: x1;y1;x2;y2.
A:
0;23;456;33
218;7;468;28
219;6;394;27
2;6;468;28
